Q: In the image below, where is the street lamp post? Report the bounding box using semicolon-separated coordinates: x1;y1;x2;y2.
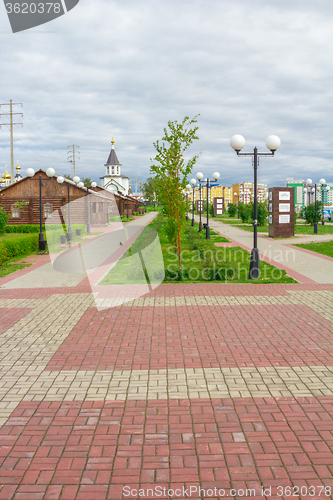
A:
306;178;326;234
196;172;204;232
233;192;240;218
204;172;220;239
190;179;196;226
26;167;56;251
303;187;309;207
230;134;281;279
185;184;191;221
56;175;81;240
84;181;97;234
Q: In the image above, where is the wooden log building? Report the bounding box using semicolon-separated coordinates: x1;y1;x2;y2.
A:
0;169;142;226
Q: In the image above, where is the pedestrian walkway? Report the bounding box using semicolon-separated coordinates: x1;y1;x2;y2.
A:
0;217;333;499
208;218;333;284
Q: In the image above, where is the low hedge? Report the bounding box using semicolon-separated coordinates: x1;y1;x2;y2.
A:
6;224;87;234
0;234;38;263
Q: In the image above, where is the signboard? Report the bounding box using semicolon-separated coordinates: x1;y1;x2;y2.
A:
279;203;290;213
268;187;294;238
213;197;224;216
279;214;290;224
279;191;290;200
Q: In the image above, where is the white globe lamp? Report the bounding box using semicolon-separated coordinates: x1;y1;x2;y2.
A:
190;179;196;186
46;168;55;178
26;168;35;178
57;176;64;184
91;182;97;188
73;176;80;184
265;135;281;152
306;179;312;185
212;172;220;181
196;172;203;180
230;135;245;151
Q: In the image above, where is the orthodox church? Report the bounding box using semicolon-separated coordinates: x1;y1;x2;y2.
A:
100;139;130;196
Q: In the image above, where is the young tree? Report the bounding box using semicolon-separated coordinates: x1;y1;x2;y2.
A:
151;116;200;265
81;177;92;188
142;177;160;206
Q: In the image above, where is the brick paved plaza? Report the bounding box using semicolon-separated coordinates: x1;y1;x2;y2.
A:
0;219;332;499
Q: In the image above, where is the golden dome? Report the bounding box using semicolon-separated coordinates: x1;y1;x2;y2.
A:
4;168;11;180
16;162;21;171
111;137;115;145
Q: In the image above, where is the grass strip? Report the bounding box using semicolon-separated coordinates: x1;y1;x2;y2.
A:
101;213;296;284
293;240;333;258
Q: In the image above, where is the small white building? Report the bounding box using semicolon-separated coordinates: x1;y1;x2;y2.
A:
100;139;130;196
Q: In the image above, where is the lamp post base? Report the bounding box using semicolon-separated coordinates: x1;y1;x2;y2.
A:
314;223;318;234
248;248;260;279
199;221;202;232
191;219;194;226
67;227;73;242
38;233;46;252
206;226;210;239
87;223;91;234
186;214;188;221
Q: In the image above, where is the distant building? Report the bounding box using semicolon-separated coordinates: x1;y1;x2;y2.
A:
231;182;268;205
286;177;333;211
100;138;130;196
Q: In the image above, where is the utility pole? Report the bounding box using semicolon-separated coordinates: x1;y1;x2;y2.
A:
0;100;23;183
67;145;80;177
130;174;138;195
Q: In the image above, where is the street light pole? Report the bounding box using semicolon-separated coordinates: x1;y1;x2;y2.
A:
206;177;209;238
196;172;204;232
230;134;281;279
307;178;325;234
185;184;191;221
202;172;220;239
26;167;55;252
190;179;196;226
86;181;97;233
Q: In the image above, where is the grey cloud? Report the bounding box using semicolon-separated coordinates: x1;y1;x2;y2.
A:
0;0;331;187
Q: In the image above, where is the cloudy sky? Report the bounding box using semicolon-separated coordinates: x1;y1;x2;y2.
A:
0;0;332;190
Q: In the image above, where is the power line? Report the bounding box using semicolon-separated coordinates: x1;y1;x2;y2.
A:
67;145;80;176
0;100;23;182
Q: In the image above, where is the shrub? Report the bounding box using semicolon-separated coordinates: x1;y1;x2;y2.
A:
0;207;9;235
0;234;38;263
302;202;323;225
227;203;237;217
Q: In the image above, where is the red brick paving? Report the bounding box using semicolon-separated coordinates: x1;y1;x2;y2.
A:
46;304;333;371
0;397;332;499
0;308;32;335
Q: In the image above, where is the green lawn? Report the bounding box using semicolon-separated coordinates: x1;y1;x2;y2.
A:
230;224;268;232
100;213;296;284
294;240;333;258
0;262;32;279
192;221;229;242
228;223;333;235
294;224;333;235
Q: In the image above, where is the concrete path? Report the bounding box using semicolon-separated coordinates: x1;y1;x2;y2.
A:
1;213;157;290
